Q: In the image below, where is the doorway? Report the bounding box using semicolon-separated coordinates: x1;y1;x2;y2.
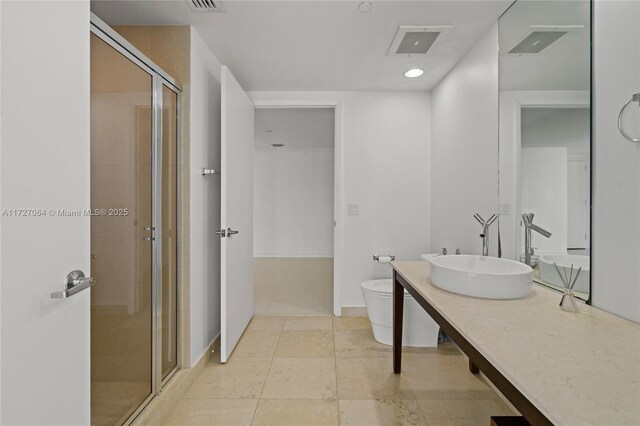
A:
90;18;180;426
253;108;335;315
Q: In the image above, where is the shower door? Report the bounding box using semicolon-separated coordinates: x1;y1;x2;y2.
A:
90;20;180;426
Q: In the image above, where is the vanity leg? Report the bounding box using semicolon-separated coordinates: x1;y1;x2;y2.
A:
469;359;480;374
393;270;404;374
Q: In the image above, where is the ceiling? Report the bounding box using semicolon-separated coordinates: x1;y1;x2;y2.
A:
499;0;590;91
91;0;512;92
254;108;335;149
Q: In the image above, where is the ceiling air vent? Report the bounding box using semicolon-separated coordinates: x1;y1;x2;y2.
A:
388;26;452;56
505;25;584;55
186;0;225;13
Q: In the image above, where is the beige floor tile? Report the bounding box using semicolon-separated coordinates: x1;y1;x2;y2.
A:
247;316;286;331
232;330;281;358
335;358;414;401
255;279;282;314
286;259;326;276
403;356;496;400
417;398;514;425
254;298;273;315
252;399;339;426
282;272;325;287
338;400;427;426
332;317;370;331
275;330;334;357
268;284;326;315
185;357;272;399
323;281;334;314
165;398;258;426
334;328;392;358
284;315;333;331
255;258;330;315
261;357;337;399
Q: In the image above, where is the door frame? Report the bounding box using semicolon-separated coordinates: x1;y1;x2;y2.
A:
90;13;183;422
251;97;344;316
499;90;590;261
499;90;590;300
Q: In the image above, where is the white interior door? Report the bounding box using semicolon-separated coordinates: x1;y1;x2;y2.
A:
0;1;91;424
220;66;255;363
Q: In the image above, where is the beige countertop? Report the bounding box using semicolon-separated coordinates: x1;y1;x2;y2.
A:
392;260;640;426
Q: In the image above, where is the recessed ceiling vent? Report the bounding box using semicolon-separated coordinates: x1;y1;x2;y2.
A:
186;0;225;13
506;25;584;55
271;144;285;148
388;26;452;56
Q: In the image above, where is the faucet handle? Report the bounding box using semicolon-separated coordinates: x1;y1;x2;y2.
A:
441;248;448;255
455;249;461;255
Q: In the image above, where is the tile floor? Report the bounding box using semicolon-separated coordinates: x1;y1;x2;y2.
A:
165;315;514;425
254;258;334;315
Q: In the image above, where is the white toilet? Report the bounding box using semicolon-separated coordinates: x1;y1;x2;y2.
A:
361;278;440;347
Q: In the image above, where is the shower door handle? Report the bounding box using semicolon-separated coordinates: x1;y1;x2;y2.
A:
227;228;239;236
51;270;96;299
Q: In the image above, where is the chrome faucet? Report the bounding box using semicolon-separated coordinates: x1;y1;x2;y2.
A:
521;213;552;266
474;213;498;256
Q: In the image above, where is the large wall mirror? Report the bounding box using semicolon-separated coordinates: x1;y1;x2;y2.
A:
498;0;591;300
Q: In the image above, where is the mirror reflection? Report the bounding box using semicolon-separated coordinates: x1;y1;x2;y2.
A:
498;0;591;300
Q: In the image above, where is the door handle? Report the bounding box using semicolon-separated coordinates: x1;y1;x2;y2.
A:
227;228;239;236
51;270;96;299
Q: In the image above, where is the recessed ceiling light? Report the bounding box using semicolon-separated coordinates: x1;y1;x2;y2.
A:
358;2;372;13
404;68;424;78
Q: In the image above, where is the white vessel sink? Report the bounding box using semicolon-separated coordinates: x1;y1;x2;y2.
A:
429;255;533;299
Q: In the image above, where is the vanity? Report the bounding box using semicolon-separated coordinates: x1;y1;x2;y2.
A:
391;261;640;426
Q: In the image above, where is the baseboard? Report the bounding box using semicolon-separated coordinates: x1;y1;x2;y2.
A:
341;306;367;317
132;336;218;425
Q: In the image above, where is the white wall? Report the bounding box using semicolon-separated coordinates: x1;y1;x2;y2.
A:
189;28;222;366
1;1;91;423
430;24;499;256
520;147;568;254
254;146;334;257
254;108;334;257
249;92;431;308
521;108;590;154
592;0;640;323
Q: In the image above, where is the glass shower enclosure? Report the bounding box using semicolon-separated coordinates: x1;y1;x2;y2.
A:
89;16;180;426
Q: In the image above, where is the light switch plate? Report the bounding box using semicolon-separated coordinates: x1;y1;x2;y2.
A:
347;202;360;216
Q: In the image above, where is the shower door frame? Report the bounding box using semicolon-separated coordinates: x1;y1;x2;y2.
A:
90;13;182;423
